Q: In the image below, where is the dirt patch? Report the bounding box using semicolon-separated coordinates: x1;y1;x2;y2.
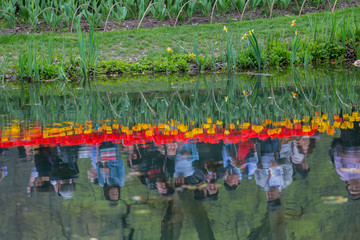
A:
0;3;359;34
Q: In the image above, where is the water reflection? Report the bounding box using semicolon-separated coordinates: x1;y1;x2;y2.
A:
1;70;360;239
331;120;360;200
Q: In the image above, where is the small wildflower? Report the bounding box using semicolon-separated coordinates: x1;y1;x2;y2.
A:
189;53;195;57
223;26;228;33
295;30;298;35
292;92;297;98
249;29;254;36
225;96;229;102
167;47;173;53
291;20;296;26
242;33;248;40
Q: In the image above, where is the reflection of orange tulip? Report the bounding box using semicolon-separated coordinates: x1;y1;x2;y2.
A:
327;126;335;135
170;129;178;135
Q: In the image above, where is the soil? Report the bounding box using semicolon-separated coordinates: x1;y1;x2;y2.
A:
0;2;358;34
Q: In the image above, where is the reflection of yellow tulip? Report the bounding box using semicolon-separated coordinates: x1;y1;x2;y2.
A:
170;129;178;135
207;128;215;134
185;132;193;138
132;125;141;132
303;125;311;132
145;130;154;137
333;121;341;128
302;116;310;122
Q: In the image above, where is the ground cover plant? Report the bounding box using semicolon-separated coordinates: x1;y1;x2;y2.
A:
0;7;359;82
0;0;358;34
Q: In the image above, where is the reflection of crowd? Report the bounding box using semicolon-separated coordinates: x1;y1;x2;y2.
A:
125;137;317;205
19;135;319;204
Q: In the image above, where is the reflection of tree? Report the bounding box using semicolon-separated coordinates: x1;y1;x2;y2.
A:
160;190;215;240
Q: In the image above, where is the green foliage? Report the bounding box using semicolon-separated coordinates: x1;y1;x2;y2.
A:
268;44;291;67
291;33;302;65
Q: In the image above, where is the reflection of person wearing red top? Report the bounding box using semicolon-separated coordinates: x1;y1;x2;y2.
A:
236;139;255;166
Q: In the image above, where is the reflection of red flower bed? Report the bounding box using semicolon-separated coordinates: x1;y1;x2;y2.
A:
0;126;316;148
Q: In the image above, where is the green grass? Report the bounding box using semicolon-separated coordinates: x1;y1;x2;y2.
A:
0;7;359;67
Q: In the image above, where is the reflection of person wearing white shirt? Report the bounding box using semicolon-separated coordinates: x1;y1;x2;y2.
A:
255;139;293;206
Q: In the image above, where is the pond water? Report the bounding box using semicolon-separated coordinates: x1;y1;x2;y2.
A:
1;69;360;239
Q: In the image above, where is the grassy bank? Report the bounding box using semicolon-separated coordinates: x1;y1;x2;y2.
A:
0;7;360;81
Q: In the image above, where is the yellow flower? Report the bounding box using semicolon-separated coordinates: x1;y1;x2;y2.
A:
333;121;341;128
207;128;216;134
295;30;298;35
322;114;328;120
302;116;310;122
189;53;195;57
203;123;210;129
291;20;296;26
207;118;212;123
292;92;297;98
145;130;154;137
223;26;228;33
229;123;235;129
167;47;173;53
225;96;229;102
216;120;223;125
242;34;248;40
185;132;194;138
302;125;312;133
224;130;230;135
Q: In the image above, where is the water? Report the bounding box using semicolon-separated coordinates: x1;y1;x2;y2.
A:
1;69;360;239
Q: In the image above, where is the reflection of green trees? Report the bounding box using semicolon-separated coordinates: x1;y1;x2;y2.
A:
1;69;359;127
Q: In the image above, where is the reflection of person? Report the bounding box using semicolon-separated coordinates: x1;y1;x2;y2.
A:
197;142;223;200
0;148;7;183
222;140;258;191
255;138;293;208
174;142;204;189
330;120;360;200
290;136;316;179
28;146;53;193
96;142;125;201
51;145;79;199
